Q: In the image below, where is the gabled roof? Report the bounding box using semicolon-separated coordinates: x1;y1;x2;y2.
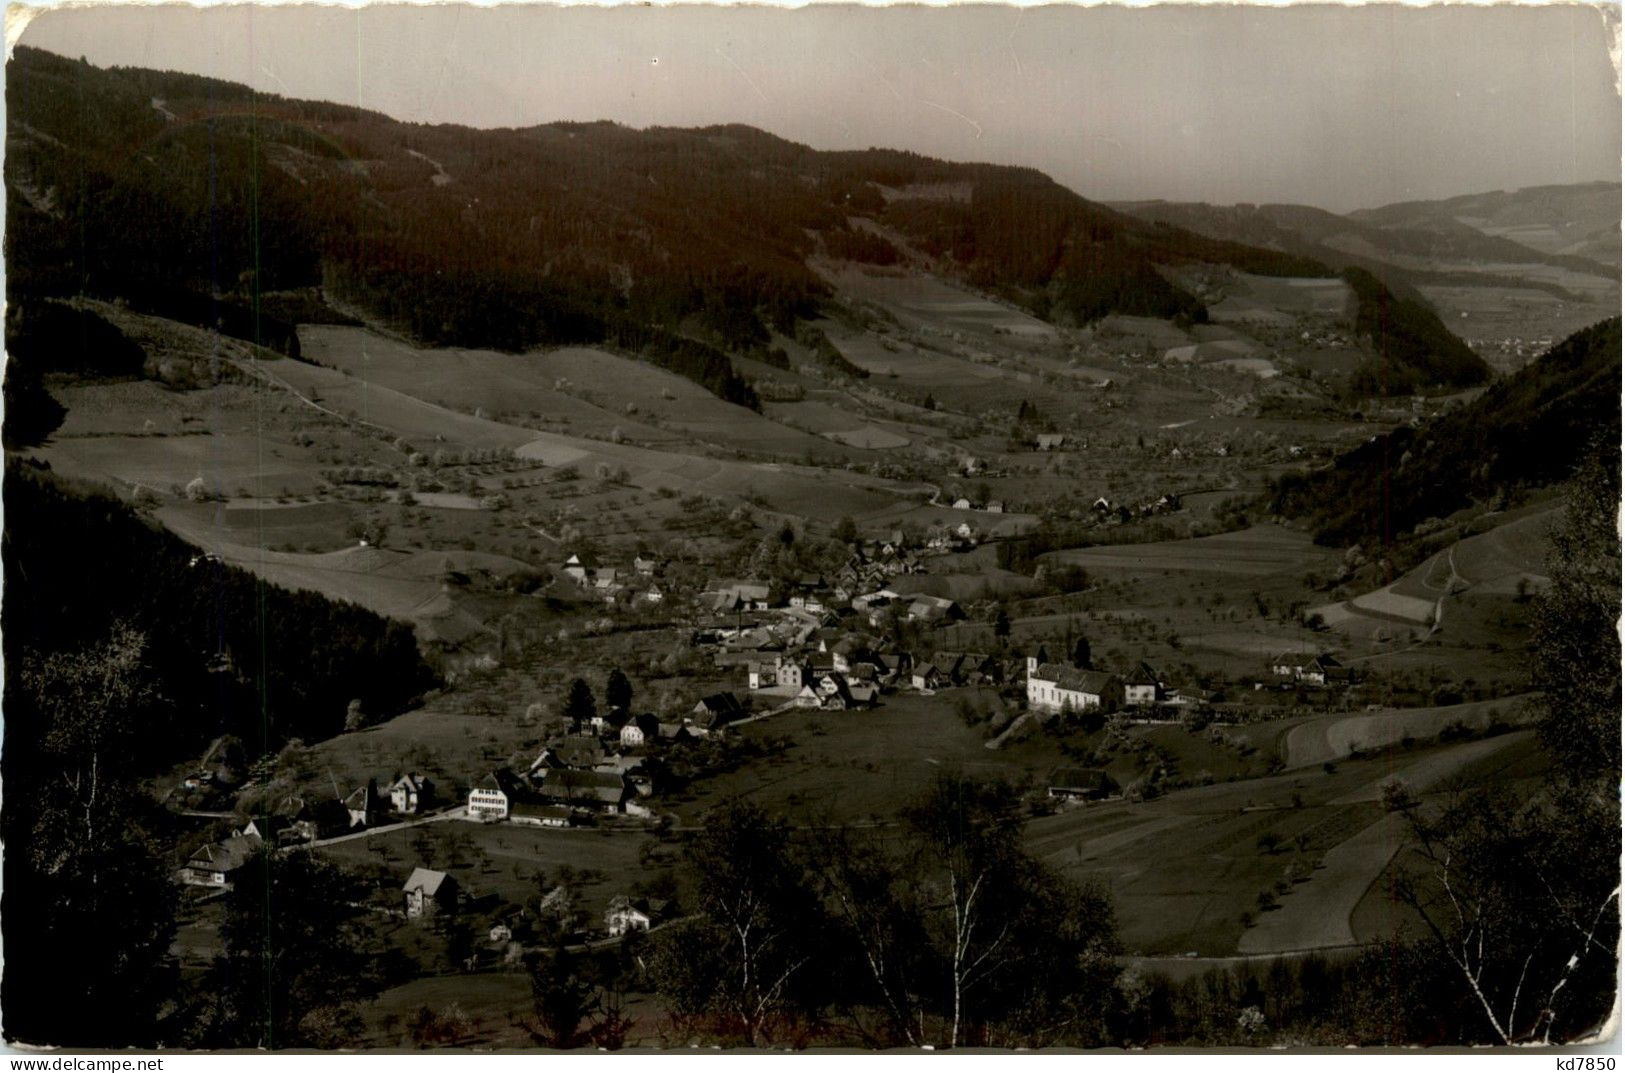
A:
404;867;454;896
693;692;744;720
391;772;431;793
190;832;263;872
511;801;574;822
536;769;626;805
607;894;668;918
478;769;524;797
624;713;661;738
1031;663;1120;696
550;735;606;769
1123;663;1161;687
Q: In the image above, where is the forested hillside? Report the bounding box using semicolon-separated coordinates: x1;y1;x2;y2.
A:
1267;318;1621;548
1341;267;1490;395
8;47;1480;398
2;461;436;758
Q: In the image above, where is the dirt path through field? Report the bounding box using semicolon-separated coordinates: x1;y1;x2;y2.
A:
1236;731;1534;954
1236;811;1407;953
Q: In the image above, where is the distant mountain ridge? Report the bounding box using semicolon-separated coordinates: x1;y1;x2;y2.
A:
1350;182;1621;269
7;45;1486;399
1114;194;1619;293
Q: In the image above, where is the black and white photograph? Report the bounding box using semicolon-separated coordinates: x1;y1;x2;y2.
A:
1;1;1620;1054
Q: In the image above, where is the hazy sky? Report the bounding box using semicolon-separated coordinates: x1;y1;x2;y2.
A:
16;3;1622;212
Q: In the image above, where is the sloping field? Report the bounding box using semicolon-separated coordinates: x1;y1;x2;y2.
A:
1313;585;1438;631
539;347;849;459
1207;273;1354;322
1314;509;1555;632
1236;812;1406;954
825;425;911;449
298;326;648;430
820;326;1031;407
1185;631;1324;657
1329;729;1536;805
1281;697;1536;770
763;399;916;449
300;327;844;459
1029;730;1539;955
1398;509;1555;598
824;265;1058;340
234;347;923;522
511;432;921;522
157;504;523;639
248;358;537;453
42;432;324;498
1042;524;1342;577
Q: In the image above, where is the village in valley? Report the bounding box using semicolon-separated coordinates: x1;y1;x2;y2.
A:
3;14;1619;1052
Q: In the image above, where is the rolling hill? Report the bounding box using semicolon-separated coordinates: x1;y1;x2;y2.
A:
1267;317;1621;549
7;46;1484;401
1116;191;1621;374
1350;183;1621;269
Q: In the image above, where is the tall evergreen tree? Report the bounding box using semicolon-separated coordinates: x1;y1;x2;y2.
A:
605;668;633;714
562;677;597;727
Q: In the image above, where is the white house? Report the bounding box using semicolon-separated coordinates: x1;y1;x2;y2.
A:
510;801;573;828
181;833;262;888
747;660;777;690
390;772;434;814
605;895;667;937
1025;658;1123;714
468;770;521;821
1122;663;1163;708
403;867;459;919
620;713;661;748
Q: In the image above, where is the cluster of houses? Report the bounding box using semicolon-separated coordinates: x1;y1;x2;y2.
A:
465;693;749;826
561;553;665;608
1087;493;1183;525
1270;652;1358;688
179;772;442;889
400;866;669;947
